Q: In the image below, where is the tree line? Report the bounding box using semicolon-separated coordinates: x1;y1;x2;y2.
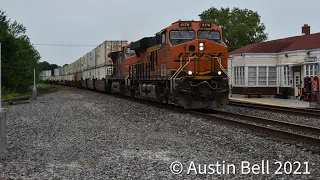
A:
0;7;267;93
0;10;59;93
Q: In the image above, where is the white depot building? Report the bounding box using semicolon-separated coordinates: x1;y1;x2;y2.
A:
228;24;320;99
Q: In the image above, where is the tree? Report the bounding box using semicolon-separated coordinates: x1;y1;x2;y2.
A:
199;7;268;52
0;10;41;93
38;61;60;71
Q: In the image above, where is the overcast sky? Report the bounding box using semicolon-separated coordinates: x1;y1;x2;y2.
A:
1;0;319;66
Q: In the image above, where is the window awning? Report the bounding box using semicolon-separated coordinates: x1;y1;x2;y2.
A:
276;62;304;67
277;61;320;67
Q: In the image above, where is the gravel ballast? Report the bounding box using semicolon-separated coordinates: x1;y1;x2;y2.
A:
0;86;319;179
218;105;320;129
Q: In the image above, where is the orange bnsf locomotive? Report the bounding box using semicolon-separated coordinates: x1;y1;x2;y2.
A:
107;20;229;109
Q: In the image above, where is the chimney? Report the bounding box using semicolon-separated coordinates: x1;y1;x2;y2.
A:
302;24;310;35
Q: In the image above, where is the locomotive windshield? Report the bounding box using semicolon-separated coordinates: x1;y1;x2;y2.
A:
170;30;195;46
198;30;221;40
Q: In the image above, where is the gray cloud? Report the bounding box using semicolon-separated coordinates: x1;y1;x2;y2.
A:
2;0;319;66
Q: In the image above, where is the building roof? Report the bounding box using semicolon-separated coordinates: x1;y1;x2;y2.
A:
230;32;320;55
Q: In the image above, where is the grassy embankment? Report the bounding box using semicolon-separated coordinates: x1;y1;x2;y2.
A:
2;83;62;100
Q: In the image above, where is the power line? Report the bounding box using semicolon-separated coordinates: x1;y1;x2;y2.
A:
33;43;97;47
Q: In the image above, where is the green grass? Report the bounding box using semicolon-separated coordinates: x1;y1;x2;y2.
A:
2;92;22;99
36;83;62;94
2;83;62;100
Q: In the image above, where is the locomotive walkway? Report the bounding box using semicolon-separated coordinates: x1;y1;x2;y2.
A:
0;86;319;179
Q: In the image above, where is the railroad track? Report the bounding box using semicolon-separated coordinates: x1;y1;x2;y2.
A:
229;100;320;118
109;91;320;149
2;96;31;105
55;86;320;151
191;110;320;149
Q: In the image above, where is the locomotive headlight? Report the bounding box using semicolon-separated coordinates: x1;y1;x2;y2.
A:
199;43;204;51
187;70;193;76
217;70;222;75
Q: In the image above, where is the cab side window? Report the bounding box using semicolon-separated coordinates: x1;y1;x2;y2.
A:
126;48;136;57
161;32;166;44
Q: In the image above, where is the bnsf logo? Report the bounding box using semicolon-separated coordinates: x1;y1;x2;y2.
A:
175;52;226;59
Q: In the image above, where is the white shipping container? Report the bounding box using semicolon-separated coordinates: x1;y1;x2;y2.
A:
76;58;81;73
74;61;77;73
69;64;72;75
87;49;96;70
95;40;128;68
64;66;68;75
82;54;89;71
68;74;73;81
54;68;60;76
68;64;72;75
95;67;106;80
45;70;51;77
59;67;63;76
95;42;105;68
82;70;94;80
88;69;95;79
82;70;89;79
69;63;72;74
71;62;75;74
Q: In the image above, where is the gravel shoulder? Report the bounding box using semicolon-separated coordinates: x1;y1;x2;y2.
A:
0;86;319;179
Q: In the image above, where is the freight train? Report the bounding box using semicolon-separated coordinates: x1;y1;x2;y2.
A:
41;20;230;109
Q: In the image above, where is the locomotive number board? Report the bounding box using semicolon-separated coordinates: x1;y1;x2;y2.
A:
201;23;212;28
179;22;191;27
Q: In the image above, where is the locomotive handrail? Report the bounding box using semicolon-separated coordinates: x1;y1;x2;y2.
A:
169;56;184;93
170;56;195;93
216;57;228;77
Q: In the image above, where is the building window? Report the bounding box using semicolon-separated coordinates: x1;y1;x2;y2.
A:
248;67;257;86
306;64;319;77
258;66;267;86
268;67;277;86
248;66;277;86
233;66;244;85
284;66;290;86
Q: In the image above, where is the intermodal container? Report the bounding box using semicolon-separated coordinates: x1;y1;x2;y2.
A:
88;49;96;70
62;65;68;76
59;67;63;76
95;66;106;80
76;58;81;73
54;68;60;77
88;69;95;79
95;40;128;68
82;54;88;71
46;70;50;77
77;72;82;81
82;70;89;80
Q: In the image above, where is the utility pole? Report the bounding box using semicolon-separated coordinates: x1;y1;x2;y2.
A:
32;69;37;100
0;42;7;159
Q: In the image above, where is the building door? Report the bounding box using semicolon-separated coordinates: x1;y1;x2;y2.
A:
294;72;300;97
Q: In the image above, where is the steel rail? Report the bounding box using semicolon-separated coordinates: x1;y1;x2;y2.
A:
190;110;320;147
229;101;320;117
